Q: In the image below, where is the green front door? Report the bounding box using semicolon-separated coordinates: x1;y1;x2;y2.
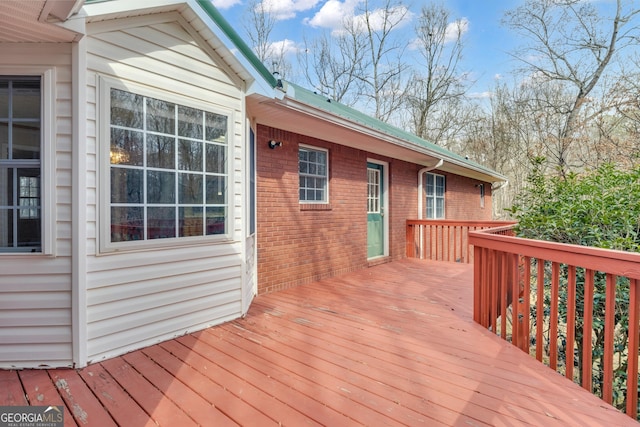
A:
367;162;384;258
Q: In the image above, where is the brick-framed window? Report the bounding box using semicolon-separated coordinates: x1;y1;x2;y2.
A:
426;172;445;219
298;145;328;203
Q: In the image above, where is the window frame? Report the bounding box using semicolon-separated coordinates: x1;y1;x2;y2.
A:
298;144;329;204
0;68;55;255
98;77;234;254
425;172;445;219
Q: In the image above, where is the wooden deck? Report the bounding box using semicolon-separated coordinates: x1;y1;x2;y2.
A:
1;259;636;426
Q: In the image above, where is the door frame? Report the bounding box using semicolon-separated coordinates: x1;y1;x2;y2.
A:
366;158;389;259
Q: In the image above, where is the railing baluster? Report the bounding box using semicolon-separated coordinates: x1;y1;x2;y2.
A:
550;262;560;371
491;249;498;332
627;278;639;418
500;252;508;339
583;269;595;392
536;259;545;362
511;253;520;349
522;257;531;353
566;265;577;381
603;273;616;404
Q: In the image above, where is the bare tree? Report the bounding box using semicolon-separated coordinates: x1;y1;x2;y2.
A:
352;0;411;122
406;3;468;144
503;0;640;176
298;30;366;106
243;0;292;77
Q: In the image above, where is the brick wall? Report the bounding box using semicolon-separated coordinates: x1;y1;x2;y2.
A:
256;124;492;294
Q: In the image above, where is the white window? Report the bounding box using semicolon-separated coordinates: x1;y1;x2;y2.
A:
103;83;230;250
479;183;485;208
0;77;42;252
299;145;328;203
426;172;445;219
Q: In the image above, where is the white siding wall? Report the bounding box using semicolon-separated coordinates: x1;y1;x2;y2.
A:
0;44;74;368
85;16;246;363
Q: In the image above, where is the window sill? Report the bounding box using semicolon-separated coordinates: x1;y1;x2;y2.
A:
300;203;332;211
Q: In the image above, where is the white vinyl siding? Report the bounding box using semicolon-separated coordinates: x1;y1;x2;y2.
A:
0;44;73;368
85;16;246;362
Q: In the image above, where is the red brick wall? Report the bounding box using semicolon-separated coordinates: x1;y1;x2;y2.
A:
434;172;493;221
256;124;492;294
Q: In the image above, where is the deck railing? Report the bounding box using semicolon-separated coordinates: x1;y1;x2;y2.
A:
469;225;640;420
405;220;516;263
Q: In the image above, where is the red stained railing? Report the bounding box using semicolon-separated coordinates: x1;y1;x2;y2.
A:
406;220;516;263
469;225;640;419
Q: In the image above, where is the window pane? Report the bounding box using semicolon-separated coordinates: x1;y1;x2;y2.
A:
0;81;8;118
0;209;13;248
13;121;40;159
179;173;203;204
178;105;202;139
205;112;226;143
111;89;143;129
147;170;175;204
13;80;40;119
436;176;445;196
147;134;175;169
178;139;203;171
0;123;8;159
0;167;13;204
427;198;434;219
111;206;143;242
206;176;226;204
147;207;175;239
205;143;225;173
179;207;203;237
111;128;143;166
206;206;225;235
111;167;143;203
146;98;175;134
436;198;445;218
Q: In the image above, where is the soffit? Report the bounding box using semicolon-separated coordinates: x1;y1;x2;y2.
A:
0;1;82;42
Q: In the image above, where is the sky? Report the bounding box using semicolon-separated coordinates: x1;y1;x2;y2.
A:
209;0;614;98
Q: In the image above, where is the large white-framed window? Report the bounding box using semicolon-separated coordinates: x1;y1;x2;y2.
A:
99;78;232;252
426;172;445;219
299;144;328;203
0;69;54;254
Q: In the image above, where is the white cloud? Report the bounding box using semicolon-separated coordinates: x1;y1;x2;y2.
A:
260;0;322;21
267;39;300;56
307;0;412;36
305;0;360;30
444;17;469;44
469;91;493;99
211;0;242;9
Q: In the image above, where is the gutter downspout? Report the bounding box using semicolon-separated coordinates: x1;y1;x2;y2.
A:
417;159;444;219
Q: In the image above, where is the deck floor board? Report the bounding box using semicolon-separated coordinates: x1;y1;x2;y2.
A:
1;259;637;426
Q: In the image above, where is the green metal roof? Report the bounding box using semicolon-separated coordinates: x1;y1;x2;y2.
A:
285;81;505;180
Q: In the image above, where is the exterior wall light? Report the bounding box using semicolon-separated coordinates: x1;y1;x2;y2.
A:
268;140;283;149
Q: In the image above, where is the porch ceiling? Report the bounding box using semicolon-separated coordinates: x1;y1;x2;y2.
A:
0;1;82;42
